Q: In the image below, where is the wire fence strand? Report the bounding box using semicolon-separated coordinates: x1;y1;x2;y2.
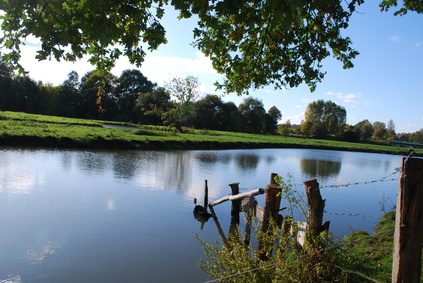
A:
238;167;400;193
320;167;400;189
330;264;381;283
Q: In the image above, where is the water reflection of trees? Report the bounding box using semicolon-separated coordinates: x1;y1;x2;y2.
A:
77;151;109;174
235;154;260;170
300;159;342;179
196;152;231;166
196;151;261;170
112;152;138;179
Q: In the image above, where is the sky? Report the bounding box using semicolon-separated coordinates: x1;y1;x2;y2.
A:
14;1;423;133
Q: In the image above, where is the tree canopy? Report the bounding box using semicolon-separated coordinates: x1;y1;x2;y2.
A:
0;0;421;95
302;100;346;137
162;75;200;130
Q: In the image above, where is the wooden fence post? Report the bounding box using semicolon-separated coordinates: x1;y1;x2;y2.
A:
229;182;241;226
244;196;255;245
270;172;277;185
263;183;282;227
258;182;282;259
204;179;209;208
392;157;423;283
303;179;329;247
304;179;325;234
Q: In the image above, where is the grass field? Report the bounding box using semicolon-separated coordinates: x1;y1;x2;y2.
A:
0;110;420;156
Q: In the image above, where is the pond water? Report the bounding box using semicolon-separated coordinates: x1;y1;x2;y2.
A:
0;147;402;282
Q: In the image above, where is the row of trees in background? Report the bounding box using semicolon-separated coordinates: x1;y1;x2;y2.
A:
2;62;423;143
0;65;281;134
283;118;400;143
278;99;401;143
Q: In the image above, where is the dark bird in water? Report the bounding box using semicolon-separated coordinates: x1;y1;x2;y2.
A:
193;198;213;228
408;149;415;158
193;198;212;216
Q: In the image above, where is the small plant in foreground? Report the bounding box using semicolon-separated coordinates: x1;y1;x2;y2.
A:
197;175;397;282
197;217;356;282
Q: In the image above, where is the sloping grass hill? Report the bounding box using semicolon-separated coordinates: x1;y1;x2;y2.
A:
0;111;420;156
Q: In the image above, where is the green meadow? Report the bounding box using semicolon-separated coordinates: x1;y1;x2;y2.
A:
0;111;419;156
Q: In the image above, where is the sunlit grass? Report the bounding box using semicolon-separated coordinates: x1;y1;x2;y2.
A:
0;110;420;155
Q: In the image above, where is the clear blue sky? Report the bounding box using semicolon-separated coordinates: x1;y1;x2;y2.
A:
17;1;423;133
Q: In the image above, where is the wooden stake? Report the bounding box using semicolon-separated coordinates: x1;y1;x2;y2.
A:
229;182;241;226
259;183;282;259
204;179;208;208
303;179;326;237
392;157;423;283
270;172;278;185
243;196;255;245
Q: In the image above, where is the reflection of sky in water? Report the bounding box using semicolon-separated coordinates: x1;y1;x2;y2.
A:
106;199;116;212
0;170;36;194
0;152;45;195
26;240;60;264
0;275;22;283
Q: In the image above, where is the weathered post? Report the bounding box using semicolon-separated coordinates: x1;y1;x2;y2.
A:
392;157;423;283
262;183;282;227
270;172;286;227
303;179;328;246
243;196;255;245
270;172;277;185
204;179;209;208
229;182;241;226
258;181;282;259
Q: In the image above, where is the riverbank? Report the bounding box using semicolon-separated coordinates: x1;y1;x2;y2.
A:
0;111;420;156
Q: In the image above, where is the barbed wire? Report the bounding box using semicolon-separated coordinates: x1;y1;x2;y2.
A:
287;209;383;221
203;228;395;283
323;210;381;219
320;167;400;189
330;264;381;283
239;167;401;193
348;242;393;254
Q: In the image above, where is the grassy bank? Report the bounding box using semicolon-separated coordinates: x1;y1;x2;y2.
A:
0;111;420;156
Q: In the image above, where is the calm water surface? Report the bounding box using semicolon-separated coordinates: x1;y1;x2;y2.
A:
0;147;401;282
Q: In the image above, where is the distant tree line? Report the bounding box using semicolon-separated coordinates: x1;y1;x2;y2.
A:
2;60;421;142
279;99;400;144
0;62;281;134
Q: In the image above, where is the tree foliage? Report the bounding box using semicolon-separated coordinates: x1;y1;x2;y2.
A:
408;129;423;143
354;119;374;142
302;100;346;138
136;87;171;125
194;94;226;130
183;0;363;94
114;69;156;121
0;0;167;73
78;70;118;118
162;76;200;131
380;0;423;15
278;120;292;136
238;97;267;134
372;121;386;139
387;119;396;137
265;106;282;134
1;0;421;94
